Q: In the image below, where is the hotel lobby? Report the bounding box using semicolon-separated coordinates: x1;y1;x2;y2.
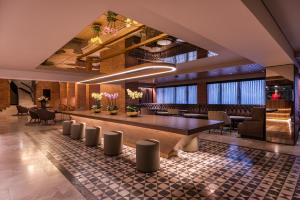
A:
1;1;300;199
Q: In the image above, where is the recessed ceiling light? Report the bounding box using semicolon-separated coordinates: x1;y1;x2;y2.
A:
157;39;172;46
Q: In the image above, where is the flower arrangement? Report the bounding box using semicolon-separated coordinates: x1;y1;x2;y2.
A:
91;92;104;113
126;89;143;116
104;92;119;114
37;96;48;109
91;92;104;101
126;89;143;100
37;96;48;102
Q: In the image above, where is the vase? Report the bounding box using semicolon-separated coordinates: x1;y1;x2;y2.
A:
126;111;139;117
109;110;118;115
40;100;47;109
93;108;101;113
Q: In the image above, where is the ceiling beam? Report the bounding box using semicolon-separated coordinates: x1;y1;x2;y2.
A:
98;33;168;61
77;25;145;60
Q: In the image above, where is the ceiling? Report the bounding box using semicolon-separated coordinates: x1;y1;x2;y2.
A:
0;0;298;82
154;64;265;84
42;11;206;71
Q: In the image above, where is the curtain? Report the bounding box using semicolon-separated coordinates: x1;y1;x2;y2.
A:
163;87;175;103
176;86;187;104
161;51;197;64
156;85;197;104
176;53;187;64
240;80;265;105
188;51;197;61
221;82;238;104
208;79;265;105
188;85;197;104
162;56;175;64
156;88;164;103
207;83;220;104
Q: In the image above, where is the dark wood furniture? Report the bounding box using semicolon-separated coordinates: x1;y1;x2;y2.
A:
238;107;266;139
63;111;223;158
16;105;29;115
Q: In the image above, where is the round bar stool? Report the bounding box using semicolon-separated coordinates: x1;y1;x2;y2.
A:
70;123;84;140
62;120;75;135
104;131;123;156
85;126;100;147
136;139;160;173
80;122;86;140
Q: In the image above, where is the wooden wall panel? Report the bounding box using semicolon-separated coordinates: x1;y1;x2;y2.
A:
100;40;126;112
59;82;67;105
0;79;10;109
67;82;76;107
35;81;60;108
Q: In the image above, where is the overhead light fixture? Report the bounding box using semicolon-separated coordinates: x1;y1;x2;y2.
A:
78;63;176;84
157;39;172;46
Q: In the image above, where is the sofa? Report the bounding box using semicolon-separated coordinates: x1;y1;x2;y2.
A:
140;103;262;117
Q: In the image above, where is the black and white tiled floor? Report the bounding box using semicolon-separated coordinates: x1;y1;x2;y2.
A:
26;130;300;199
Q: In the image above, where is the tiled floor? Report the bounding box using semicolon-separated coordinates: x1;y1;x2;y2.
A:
2;107;300;199
26;128;300;199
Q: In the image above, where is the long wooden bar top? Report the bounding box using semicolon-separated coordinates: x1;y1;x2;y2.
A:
63;111;222;135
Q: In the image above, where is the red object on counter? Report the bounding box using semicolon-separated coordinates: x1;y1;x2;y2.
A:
271;93;281;100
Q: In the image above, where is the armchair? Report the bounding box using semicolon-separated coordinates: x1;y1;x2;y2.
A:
238;107;265;139
208;111;231;134
16;105;29;115
37;109;56;124
29;109;39;123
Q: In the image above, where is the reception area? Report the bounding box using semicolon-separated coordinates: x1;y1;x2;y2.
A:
1;1;300;199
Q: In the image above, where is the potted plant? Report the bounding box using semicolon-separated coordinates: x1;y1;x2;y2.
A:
37;96;48;109
126;89;143;117
91;92;103;113
104;92;119;115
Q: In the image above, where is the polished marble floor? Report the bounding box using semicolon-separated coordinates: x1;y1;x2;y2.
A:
0;107;84;200
1;107;300;199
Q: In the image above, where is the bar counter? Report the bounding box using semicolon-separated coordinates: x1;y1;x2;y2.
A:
63;111;222;158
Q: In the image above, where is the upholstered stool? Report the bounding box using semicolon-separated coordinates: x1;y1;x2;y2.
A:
85;126;100;147
104;131;123;156
70;123;84;140
62;120;75;135
136;139;160;173
80;122;86;140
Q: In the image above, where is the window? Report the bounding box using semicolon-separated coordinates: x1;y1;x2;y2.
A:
156;85;197;104
240;80;265;105
162;51;197;64
207;79;265;105
188;85;197;104
175;86;187;104
207;83;220;104
221;82;238;104
163;87;175;104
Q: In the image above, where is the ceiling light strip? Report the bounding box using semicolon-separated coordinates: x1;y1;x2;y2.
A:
78;64;176;84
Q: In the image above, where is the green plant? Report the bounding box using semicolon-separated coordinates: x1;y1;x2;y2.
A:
126;105;139;112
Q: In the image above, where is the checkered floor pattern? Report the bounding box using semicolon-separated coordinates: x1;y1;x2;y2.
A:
27;130;300;200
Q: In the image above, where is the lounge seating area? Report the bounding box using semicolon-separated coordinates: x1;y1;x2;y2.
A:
141;103;265;137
